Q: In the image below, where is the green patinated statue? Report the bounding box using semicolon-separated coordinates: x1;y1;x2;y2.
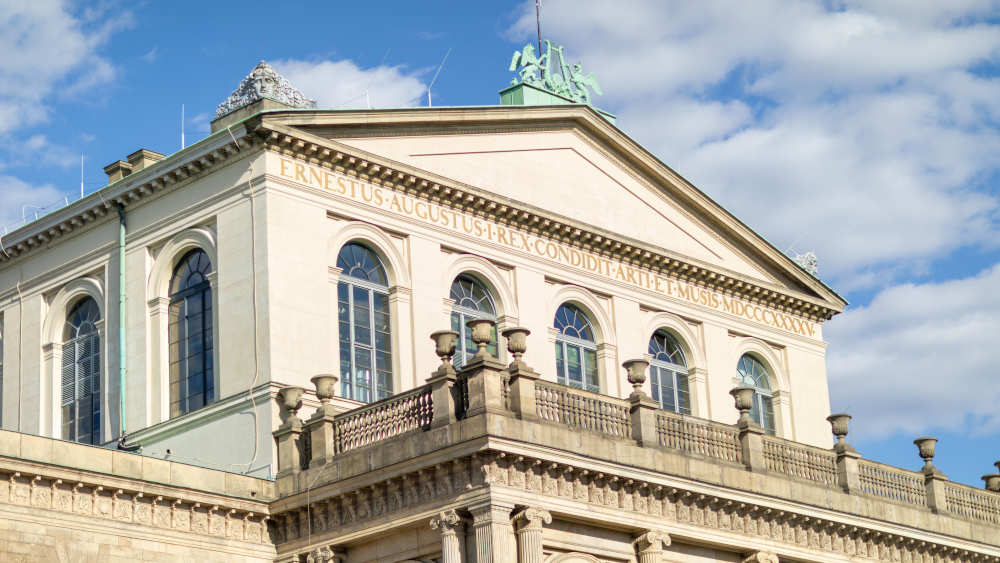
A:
509;40;602;104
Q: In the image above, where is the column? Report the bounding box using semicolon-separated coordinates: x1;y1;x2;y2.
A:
633;530;670;563
430;509;463;563
512;507;551;563
469;500;515;563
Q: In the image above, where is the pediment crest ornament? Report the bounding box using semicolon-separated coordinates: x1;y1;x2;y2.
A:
216;60;317;118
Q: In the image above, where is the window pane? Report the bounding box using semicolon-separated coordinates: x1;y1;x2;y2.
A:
676;373;691;415
583;348;598;391
762;396;776;435
354;347;372;403
566;345;582;385
659;367;676;412
352;287;371;346
555;343;565;384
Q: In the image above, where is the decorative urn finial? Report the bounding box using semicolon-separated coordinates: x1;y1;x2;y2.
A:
501;326;531;369
913;437;939;474
729;386;756;425
276;386;304;419
310;374;338;405
826;413;855;453
466;319;496;361
623;359;650;394
430;330;460;375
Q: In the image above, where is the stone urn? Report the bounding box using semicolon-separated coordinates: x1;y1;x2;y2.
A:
430;330;459;373
276;386;305;418
466;318;496;360
501;326;531;367
729;386;756;424
310;374;339;405
913;437;938;473
623;358;650;394
982;474;1000;492
826;413;853;451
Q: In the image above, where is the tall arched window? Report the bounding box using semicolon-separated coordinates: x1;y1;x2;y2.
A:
169;249;214;417
737;354;775;434
337;242;392;403
450;275;497;367
649;331;690;414
554;304;599;392
62;297;101;445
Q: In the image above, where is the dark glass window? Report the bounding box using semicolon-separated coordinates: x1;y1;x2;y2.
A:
61;298;101;445
649;331;690;414
169;249;214;417
737;354;775;434
553;304;598;392
449;275;497;367
337;243;392;403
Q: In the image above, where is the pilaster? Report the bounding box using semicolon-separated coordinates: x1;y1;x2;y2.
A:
469;500;515;563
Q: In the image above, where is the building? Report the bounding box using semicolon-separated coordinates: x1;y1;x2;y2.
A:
0;57;996;562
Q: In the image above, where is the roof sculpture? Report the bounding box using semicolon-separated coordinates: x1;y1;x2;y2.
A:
509;40;603;104
215;60;317;118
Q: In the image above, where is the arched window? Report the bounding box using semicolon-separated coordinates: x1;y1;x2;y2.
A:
169;249;214;417
337;242;392;403
737;354;775;434
554;304;599;392
450;275;497;367
61;297;101;445
649;331;690;414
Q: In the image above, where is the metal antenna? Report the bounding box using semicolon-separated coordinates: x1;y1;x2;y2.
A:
181;104;186;149
365;48;391;110
536;0;543;53
427;48;452;107
80;154;84;199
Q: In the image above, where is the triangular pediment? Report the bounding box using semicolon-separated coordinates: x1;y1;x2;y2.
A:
260;107;845;311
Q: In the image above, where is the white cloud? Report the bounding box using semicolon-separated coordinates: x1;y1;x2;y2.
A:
825;264;1000;439
0;175;66;233
0;2;131;134
272;59;426;110
507;1;1000;282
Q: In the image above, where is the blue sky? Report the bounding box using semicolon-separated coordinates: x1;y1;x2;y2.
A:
2;1;999;486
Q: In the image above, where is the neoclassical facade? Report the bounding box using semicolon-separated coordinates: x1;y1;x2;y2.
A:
0;61;995;562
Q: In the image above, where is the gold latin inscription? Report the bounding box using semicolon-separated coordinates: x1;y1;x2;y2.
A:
278;157;818;338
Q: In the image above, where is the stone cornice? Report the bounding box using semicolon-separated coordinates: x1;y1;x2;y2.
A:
0;124;253;266
254;117;841;322
271;447;999;562
0;456;272;549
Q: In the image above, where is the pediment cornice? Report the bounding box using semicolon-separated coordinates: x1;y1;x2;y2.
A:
257;117;842;322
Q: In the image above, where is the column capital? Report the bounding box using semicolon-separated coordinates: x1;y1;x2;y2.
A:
430;509;463;535
742;551;779;563
512;506;551;532
468;499;516;522
633;529;671;551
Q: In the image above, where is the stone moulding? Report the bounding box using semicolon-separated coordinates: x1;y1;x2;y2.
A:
216;60;318;118
271;449;1000;563
0;466;271;545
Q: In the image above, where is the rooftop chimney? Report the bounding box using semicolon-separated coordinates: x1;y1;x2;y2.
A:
104;148;165;184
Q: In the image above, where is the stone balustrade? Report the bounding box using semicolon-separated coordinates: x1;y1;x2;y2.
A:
273;320;1000;530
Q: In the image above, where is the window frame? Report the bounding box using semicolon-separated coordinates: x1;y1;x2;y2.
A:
737;353;776;435
61;297;102;446
449;275;498;367
337;243;393;403
648;330;690;415
553;303;600;393
168;249;215;418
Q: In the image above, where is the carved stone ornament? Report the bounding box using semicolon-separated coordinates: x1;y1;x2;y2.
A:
429;509;462;534
742;551;779;563
512;506;552;532
216;60;318;118
633;529;671;550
